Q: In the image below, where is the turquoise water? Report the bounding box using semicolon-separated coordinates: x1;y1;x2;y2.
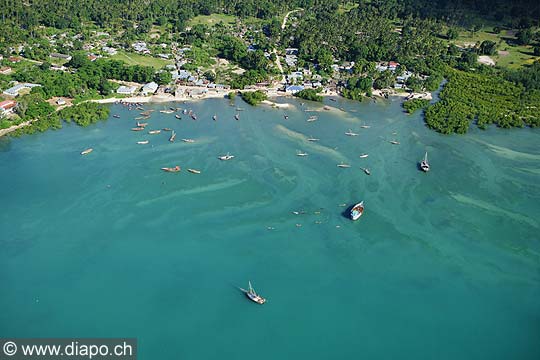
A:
1;97;539;359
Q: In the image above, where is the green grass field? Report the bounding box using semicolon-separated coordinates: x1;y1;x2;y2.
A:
110;51;173;69
451;29;540;69
188;14;236;27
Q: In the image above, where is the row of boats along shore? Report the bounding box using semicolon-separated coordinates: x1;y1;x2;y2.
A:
80;101;430;224
78;100;432;306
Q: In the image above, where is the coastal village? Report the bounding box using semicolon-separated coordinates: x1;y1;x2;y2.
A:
0;11;457;133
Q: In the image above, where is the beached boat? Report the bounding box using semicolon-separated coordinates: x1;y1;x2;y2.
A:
137;140;149;145
161;166;180;172
148;130;161;134
131;127;145;131
390;140;400;145
169;131;176;142
350;201;364;221
239;281;266;305
113;115;120;118
361;167;371;175
420;152;430;172
337;163;351;168
296;150;309;157
218;153;234;161
359;154;369;158
234;114;240;120
182;138;195;143
187;168;201;174
345;129;359;136
175;114;182;119
81;148;93;155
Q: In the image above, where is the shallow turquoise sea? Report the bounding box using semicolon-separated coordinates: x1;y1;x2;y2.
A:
1;97;539;359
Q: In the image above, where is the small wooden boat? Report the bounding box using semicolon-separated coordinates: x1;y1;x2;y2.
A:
330;98;336;102
390;140;400;145
361;167;371;175
345;129;359;136
218;153;234;161
213;115;217;121
148;130;161;134
234;114;240;120
175;114;182;119
359;154;369;158
131;127;145;131
337;163;351;168
162;128;172;131
161;166;181;172
113;115;120;118
140;111;152;116
169;131;176;142
350;201;364;221
323;105;331;110
187;168;201;174
420;152;430;172
137;140;149;145
239;281;266;305
182;138;195;143
136;106;144;111
296;150;308;157
81;148;93;155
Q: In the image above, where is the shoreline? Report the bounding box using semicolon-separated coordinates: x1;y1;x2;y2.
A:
0;87;430;137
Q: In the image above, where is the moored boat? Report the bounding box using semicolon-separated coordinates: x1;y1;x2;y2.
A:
161;166;181;172
359;154;369;158
337;163;351;168
182;138;195;143
131;127;145;131
345;129;358;136
113;115;120;118
169;131;176;142
307;115;318;122
148;130;161;134
307;136;320;142
137;122;148;127
218;152;234;161
350;201;364;221
234;114;240;120
239;281;266;305
213;114;217;121
361;167;371;175
296;150;308;157
175;114;182;119
137;140;149;145
390;140;400;145
187;168;201;174
420;152;430;172
81;148;93;155
162;128;172;131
